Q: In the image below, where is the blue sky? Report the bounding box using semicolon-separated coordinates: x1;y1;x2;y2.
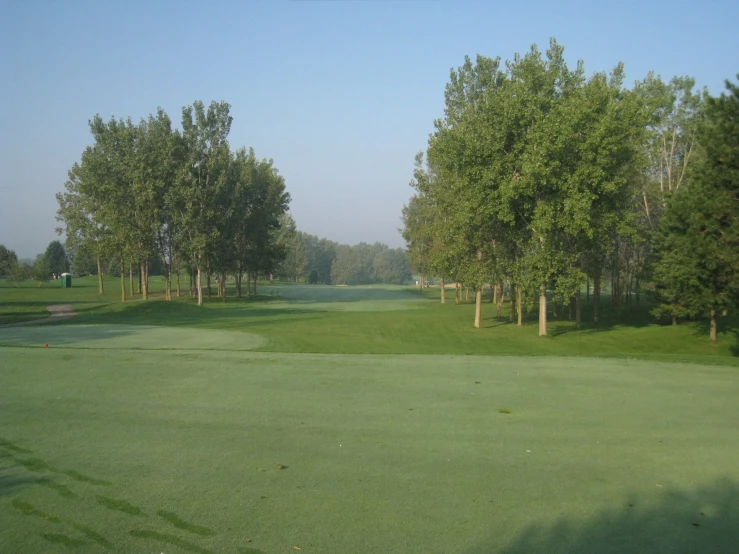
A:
1;0;737;258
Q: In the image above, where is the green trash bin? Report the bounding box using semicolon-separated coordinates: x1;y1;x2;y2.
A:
61;273;72;288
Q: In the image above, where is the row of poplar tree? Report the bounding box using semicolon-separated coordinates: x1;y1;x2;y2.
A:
401;39;738;341
56;101;290;305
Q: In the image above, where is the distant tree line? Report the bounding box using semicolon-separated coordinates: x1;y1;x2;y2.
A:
63;217;413;288
402;39;738;341
274;216;411;285
0;240;68;287
56;101;290;305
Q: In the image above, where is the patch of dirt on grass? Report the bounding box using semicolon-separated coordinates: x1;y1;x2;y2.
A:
0;304;76;328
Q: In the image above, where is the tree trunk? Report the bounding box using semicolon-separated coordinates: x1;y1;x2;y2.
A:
129;266;134;297
610;271;615;306
441;279;446;304
176;267;180;297
120;257;126;302
553;299;558;319
222;272;227;302
253;273;258;296
538;285;547;336
635;276;640;306
508;283;516;322
141;262;148;301
474;289;482;328
672;315;678;326
586;280;590;305
516;285;523;327
138;266;142;294
465;286;469;301
593;276;601;324
145;259;149;298
456;282;461;304
497;285;504;317
97;258;104;294
165;264;172;301
575;291;581;329
190;268;195;297
197;264;203;306
710;309;717;342
207;266;211;301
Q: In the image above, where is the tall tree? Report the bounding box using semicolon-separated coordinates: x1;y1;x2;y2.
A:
373;248;412;284
43;240;68;276
331;245;359;285
33;254;52;286
177;100;233;306
652;76;739;341
0;244;18;277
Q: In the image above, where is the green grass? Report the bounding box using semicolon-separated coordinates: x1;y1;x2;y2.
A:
3;276;737;363
2;349;738;553
1;276;738;552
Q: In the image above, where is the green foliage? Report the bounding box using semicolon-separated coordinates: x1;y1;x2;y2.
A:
372;248;412;284
403;39;711;333
10;260;27;285
652;76;739;334
0;244;18;277
56;100;291;303
32;255;51;285
66;241;98;276
330;245;359;285
43;240;67;275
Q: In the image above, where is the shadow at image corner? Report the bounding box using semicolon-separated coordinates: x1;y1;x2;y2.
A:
724;326;739;356
466;479;739;554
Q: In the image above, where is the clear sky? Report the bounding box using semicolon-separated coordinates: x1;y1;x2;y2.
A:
1;0;737;258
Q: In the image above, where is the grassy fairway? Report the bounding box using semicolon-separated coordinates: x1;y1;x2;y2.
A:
1;277;739;552
3;276;737;363
2;349;738;553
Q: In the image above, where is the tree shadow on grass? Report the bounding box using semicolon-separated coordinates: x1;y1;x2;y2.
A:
0;324;139;347
0;474;44;498
731;329;739;357
71;299;329;329
690;313;739;355
467;479;739;554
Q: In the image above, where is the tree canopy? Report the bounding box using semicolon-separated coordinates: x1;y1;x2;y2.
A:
56;101;291;304
402;39;734;342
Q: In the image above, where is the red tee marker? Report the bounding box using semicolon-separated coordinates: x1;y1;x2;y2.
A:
44;343;48;347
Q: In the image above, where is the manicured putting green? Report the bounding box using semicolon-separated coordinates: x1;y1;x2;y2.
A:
0;324;266;350
1;350;737;553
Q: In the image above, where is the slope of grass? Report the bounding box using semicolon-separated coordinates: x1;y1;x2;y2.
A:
0;277;124;325
1;349;738;553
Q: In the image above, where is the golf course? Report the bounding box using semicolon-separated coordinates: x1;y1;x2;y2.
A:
3;1;739;551
1;277;738;554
